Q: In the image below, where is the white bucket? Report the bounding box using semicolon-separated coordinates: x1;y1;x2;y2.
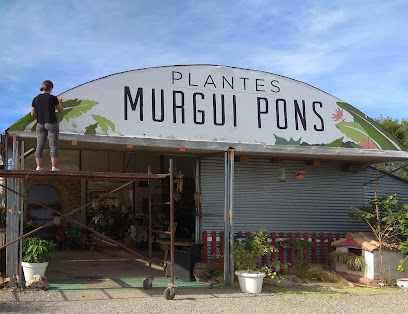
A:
235;270;266;294
396;278;408;290
21;262;48;282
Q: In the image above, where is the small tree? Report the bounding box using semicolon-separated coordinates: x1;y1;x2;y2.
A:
280;237;313;267
398;239;408;272
349;171;408;282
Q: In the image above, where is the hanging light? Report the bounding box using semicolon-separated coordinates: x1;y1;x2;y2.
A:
279;166;286;181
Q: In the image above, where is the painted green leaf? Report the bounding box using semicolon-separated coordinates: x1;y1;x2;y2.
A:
85;123;98;135
336;121;374;147
8;113;36;131
274;135;301;146
325;137;344;148
91;115;116;134
337;102;403;151
7;98;99;131
350;142;363;149
62;99;98;122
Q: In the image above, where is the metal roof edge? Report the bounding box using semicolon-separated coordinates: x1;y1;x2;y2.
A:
6;131;408;163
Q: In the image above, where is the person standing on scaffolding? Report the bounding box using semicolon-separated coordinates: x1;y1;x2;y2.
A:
31;80;64;171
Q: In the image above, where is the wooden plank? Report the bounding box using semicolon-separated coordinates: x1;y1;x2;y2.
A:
0;169;167;181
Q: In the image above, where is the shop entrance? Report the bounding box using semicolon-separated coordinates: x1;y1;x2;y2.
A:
26;185;59;240
84;154;197;250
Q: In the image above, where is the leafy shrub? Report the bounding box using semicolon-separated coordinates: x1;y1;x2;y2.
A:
22;237;58;263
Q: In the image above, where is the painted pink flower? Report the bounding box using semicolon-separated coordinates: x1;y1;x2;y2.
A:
331;107;344;121
362;137;377;149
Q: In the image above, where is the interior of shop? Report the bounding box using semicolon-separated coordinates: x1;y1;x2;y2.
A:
21;150;199;280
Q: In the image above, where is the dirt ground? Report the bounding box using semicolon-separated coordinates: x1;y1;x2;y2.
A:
1;283;407;314
2;241;408;313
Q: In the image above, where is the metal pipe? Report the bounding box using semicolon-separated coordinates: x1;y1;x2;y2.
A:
8;136;17;287
0;182;162;263
0;181;133;250
18;141;24;288
228;148;235;286
223;152;229;283
0;169;168;181
194;158;200;244
148;165;152;278
169;159;175;287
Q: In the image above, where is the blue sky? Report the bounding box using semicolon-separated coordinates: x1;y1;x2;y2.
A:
1;0;407;132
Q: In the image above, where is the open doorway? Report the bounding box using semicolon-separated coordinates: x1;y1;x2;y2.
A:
26;185;59;240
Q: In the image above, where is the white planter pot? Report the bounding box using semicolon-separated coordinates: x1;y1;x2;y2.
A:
235;270;266;294
397;278;408;290
21;262;49;282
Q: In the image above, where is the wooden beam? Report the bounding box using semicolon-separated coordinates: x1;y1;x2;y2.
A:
0;169;167;181
343;164;368;172
307;159;320;166
271;158;284;164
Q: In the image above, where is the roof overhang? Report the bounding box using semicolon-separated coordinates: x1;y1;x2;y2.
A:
4;65;407;164
5;131;408;164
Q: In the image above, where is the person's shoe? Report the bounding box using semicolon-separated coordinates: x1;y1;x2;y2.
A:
36;166;44;171
51;167;59;171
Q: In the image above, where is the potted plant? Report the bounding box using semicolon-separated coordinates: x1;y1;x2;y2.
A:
233;228;279;293
21;237;58;283
329;251;365;271
211;253;224;266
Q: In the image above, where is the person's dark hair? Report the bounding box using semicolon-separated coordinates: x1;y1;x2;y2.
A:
40;80;54;92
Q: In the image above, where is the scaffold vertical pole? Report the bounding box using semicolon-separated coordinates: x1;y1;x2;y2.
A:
169;159;175;287
18;141;24;288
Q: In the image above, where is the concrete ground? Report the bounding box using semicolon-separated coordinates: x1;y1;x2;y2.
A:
46;239;165;280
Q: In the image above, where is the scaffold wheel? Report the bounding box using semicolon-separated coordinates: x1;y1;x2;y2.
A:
164;286;176;300
143;278;153;290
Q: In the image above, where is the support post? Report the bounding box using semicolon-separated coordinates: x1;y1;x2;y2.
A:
228;148;235;286
223;152;230;282
194;158;201;243
169;159;175;287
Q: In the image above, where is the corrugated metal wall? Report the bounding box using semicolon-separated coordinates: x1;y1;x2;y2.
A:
363;166;408;201
200;156;408;235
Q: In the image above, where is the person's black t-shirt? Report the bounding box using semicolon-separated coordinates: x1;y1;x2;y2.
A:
32;94;59;124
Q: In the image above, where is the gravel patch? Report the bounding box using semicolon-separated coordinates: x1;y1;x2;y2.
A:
1;287;407;314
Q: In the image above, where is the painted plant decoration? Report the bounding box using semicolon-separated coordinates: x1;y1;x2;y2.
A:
8;99;115;135
333;102;400;150
7;98;402;151
272;102;403;151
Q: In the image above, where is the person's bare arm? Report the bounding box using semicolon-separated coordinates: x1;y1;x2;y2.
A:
56;97;64;113
31;107;36;116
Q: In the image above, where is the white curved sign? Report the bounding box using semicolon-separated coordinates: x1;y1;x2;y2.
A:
9;65;403;151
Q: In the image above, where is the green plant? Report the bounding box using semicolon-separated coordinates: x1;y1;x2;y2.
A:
211;253;224;263
233;228;282;280
234;229;272;271
349;175;408;282
280;237;314;266
22;237;58;263
329;251;365;271
0;205;6;227
397;238;408;272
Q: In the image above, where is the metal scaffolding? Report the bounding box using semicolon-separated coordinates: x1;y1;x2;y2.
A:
0;137;177;299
